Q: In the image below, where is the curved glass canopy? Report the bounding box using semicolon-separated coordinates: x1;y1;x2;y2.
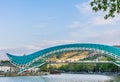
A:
7;43;120;66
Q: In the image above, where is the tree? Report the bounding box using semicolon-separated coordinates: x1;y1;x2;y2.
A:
91;0;120;19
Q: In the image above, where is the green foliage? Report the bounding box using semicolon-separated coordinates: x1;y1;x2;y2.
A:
41;63;120;72
91;0;120;19
0;60;11;65
40;64;49;72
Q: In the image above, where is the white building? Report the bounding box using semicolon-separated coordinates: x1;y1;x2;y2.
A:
0;65;18;72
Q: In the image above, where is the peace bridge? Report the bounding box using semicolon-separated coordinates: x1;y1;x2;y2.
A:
6;43;120;73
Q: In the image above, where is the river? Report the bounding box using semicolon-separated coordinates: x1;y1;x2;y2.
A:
0;74;119;82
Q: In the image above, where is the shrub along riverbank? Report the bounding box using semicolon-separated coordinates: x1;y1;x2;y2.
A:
41;63;120;73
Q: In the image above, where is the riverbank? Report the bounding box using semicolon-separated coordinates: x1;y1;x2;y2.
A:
0;72;49;77
64;71;120;76
0;72;120;77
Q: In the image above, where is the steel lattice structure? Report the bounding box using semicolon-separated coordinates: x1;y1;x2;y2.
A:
6;43;120;73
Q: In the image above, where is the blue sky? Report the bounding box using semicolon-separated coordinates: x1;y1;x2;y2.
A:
0;0;120;60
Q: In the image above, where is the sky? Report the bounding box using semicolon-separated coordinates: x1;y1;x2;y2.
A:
0;0;120;60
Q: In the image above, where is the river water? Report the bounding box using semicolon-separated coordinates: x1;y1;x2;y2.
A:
0;74;119;82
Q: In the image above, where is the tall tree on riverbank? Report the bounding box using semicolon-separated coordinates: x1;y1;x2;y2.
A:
91;0;120;19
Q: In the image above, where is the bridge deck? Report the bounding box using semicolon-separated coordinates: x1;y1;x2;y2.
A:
48;61;114;64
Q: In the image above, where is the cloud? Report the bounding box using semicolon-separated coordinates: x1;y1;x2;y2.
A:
75;1;92;14
89;16;120;26
68;16;120;29
25;40;78;50
69;27;120;45
87;29;120;45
